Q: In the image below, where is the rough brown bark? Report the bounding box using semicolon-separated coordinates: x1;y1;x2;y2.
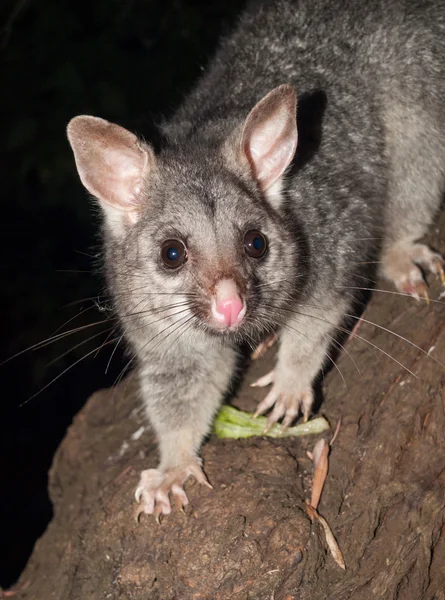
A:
7;217;445;600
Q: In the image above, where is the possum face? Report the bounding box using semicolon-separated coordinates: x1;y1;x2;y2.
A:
67;85;305;344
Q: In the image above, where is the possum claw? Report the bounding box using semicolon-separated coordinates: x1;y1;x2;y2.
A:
251;334;277;360
251;369;275;388
433;258;445;284
400;280;430;303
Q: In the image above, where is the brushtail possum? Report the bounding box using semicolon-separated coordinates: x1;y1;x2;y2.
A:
67;0;445;517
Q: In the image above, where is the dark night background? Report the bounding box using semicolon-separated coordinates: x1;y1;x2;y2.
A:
0;0;246;587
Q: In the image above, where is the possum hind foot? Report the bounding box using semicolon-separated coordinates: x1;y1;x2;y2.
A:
381;242;444;302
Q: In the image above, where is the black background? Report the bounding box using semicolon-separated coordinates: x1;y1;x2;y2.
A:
0;0;246;586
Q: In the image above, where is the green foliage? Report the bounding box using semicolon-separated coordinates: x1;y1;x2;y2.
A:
214;406;331;439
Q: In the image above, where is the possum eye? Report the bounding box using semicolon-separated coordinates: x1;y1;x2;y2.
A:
244;230;267;258
161;239;187;269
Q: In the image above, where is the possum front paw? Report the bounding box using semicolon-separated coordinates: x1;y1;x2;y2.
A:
135;459;212;520
252;369;314;430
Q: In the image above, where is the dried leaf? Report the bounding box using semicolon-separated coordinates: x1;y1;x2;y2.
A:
330;417;342;446
305;501;345;570
314;511;346;570
312;438;326;466
305;500;316;520
310;440;329;510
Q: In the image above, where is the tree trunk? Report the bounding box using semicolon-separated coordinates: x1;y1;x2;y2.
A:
8;216;445;600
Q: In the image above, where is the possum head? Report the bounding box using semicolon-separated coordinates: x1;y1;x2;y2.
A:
67;85;303;344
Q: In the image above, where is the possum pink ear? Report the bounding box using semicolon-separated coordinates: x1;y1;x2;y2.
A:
241;85;298;190
67;116;153;227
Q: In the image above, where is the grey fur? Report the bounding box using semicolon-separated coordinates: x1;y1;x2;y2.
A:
69;0;445;514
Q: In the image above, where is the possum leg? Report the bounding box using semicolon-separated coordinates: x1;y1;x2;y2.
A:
381;101;445;300
253;301;346;430
135;343;236;518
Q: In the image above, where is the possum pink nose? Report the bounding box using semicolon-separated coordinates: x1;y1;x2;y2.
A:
215;297;244;326
211;279;246;327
